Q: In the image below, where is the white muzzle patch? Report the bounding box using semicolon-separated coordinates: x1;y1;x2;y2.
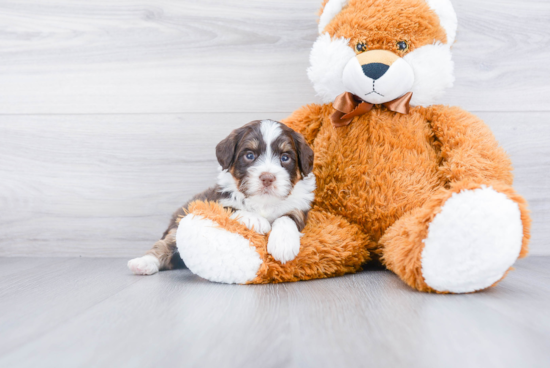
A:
342;56;415;104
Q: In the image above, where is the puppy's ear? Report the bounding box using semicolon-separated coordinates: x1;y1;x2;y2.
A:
292;131;314;176
216;129;243;170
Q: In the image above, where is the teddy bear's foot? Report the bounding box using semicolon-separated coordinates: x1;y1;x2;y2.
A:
421;186;523;293
381;182;530;293
177;214;263;284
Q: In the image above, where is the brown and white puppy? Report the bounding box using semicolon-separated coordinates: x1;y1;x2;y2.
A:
128;119;315;275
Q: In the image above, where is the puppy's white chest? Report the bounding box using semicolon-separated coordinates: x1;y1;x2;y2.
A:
242;197;282;223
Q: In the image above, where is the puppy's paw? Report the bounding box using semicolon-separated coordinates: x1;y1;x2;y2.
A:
127;255;160;275
231;210;271;234
267;216;301;264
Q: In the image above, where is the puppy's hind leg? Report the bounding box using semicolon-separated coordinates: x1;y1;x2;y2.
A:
128;228;184;276
127;187;220;275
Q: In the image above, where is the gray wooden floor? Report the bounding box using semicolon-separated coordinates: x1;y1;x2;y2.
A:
1;257;549;368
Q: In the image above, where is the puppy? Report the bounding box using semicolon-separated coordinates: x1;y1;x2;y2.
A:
128;119;315;276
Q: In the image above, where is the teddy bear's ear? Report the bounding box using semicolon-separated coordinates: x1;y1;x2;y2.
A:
318;0;349;34
291;131;314;176
425;0;457;45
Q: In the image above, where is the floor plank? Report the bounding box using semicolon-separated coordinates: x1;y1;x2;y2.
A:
1;111;548;256
0;0;548;114
0;257;548;368
286;270;550;368
0;258;144;356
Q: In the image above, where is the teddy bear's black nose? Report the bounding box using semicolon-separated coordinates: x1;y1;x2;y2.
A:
362;63;390;80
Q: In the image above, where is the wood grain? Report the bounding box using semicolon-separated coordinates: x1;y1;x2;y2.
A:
0;113;286;257
0;111;548;257
0;257;548;367
0;258;142;356
0;0;548;114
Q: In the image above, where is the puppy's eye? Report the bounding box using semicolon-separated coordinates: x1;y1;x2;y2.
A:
244;152;255;161
355;42;368;53
281;154;290;163
397;41;409;52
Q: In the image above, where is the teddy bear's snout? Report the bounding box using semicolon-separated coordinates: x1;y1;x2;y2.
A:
342;49;415;105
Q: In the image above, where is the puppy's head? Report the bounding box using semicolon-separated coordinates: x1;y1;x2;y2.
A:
216;120;314;199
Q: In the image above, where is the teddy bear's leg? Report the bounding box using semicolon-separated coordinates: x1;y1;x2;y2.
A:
379;181;530;293
177;201;372;284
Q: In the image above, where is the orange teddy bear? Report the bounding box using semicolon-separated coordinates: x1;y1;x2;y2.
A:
176;0;531;293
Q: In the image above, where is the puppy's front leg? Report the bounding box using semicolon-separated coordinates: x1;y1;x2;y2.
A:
267;216;302;264
230;210;271;234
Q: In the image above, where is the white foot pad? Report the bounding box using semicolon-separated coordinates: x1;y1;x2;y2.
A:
127;255;160;275
177;215;263;284
421;186;523;293
267;217;301;264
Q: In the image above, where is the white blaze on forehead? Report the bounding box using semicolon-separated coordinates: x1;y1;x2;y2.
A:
260;119;283;156
317;0;457;46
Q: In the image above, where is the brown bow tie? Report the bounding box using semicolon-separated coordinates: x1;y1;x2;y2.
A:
330;91;413;128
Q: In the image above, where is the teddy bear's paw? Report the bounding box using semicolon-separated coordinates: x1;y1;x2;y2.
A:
230;210;272;234
421;186;524;293
127;255;160;275
177;214;263;284
267;217;301;264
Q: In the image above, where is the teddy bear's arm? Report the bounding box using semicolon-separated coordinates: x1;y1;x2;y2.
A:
282;103;327;145
425;106;514;186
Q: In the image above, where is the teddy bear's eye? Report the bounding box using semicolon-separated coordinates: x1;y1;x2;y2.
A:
397;41;409;52
355;42;368;53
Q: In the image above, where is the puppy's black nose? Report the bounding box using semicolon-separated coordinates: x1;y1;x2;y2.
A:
362;63;390;80
260;172;276;187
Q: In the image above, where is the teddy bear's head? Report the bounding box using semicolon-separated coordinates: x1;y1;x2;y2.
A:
308;0;457;106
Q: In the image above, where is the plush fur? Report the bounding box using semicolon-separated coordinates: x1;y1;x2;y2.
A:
177;0;531;293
